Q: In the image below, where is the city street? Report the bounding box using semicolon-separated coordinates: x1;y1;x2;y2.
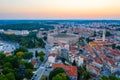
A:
31;40;51;80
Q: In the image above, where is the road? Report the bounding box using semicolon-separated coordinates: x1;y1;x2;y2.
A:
83;39;88;45
31;49;50;80
82;31;88;45
31;39;51;80
32;63;47;80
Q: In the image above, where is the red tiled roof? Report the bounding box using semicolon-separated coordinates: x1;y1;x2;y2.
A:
61;43;66;47
88;65;100;74
66;66;77;76
52;63;77;76
70;46;75;50
118;42;120;44
5;52;10;56
71;50;77;54
85;44;118;68
107;58;116;66
84;45;96;57
105;47;120;56
94;58;102;65
31;59;37;65
89;41;107;46
52;64;65;68
49;53;57;57
70;46;77;54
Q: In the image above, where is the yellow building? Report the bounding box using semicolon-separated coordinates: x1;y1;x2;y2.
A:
89;41;107;47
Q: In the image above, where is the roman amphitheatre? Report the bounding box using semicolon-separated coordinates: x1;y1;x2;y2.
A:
47;32;79;45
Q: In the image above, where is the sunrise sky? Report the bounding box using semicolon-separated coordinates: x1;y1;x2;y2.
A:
0;0;120;19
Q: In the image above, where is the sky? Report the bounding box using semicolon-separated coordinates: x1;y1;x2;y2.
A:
0;0;120;20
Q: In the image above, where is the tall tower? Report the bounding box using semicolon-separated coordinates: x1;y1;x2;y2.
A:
102;29;106;41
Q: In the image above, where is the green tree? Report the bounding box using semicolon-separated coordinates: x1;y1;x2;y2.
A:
39;51;45;56
112;44;116;49
0;53;6;65
35;50;38;58
93;31;97;37
25;62;33;69
0;32;46;48
16;52;24;59
6;72;15;80
0;52;5;58
0;52;6;60
40;56;44;62
15;73;24;80
34;39;40;47
49;68;65;80
52;73;70;80
106;31;111;37
11;56;19;68
19;61;26;65
23;52;33;59
14;47;28;54
25;69;33;79
72;60;76;66
0;23;54;31
61;58;65;64
43;36;47;41
78;65;92;80
86;38;90;43
116;46;120;50
101;75;120;80
39;51;45;62
0;74;8;80
3;56;14;63
108;75;120;80
101;75;108;80
41;75;47;80
0;50;34;80
2;62;12;68
2;67;14;74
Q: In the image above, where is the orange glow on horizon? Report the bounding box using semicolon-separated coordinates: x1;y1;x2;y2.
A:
0;0;120;19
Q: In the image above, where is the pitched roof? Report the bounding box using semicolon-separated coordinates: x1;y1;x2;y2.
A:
52;63;77;76
5;52;10;56
88;65;100;74
31;59;37;65
49;53;57;57
94;57;102;65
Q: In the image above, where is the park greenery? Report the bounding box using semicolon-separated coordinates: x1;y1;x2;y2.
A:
110;44;120;50
40;75;47;80
0;32;46;48
49;68;70;80
77;65;92;80
72;60;77;66
0;51;34;80
101;75;120;80
38;51;45;62
77;65;120;80
34;50;45;62
52;73;70;80
116;46;120;50
86;37;92;43
105;31;112;37
0;23;54;30
13;46;33;60
78;37;85;46
14;47;28;54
